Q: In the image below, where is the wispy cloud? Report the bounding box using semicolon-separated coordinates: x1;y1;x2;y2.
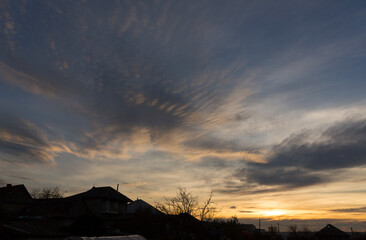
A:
0;114;67;164
330;207;366;213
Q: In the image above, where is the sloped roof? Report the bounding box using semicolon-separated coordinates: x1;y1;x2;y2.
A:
316;224;349;238
67;186;132;202
127;199;164;215
0;184;32;203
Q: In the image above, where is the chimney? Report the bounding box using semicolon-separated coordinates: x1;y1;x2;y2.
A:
117;184;119;191
6;184;12;187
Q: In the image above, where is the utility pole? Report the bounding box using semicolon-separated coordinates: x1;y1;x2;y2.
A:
259;219;261;230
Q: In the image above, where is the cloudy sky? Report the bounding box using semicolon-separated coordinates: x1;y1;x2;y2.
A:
1;0;366;230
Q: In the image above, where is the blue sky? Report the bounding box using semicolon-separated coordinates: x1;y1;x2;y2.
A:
1;0;366;230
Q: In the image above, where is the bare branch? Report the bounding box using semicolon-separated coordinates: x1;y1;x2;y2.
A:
198;190;217;222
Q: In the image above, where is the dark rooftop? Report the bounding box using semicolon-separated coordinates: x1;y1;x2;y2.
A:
67;186;132;202
0;184;32;203
127;199;164;215
316;224;350;238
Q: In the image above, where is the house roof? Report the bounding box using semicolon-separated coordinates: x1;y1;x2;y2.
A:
316;224;349;238
0;184;32;203
67;186;132;202
127;199;164;215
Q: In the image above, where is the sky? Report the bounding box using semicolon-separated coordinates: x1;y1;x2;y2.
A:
1;0;366;231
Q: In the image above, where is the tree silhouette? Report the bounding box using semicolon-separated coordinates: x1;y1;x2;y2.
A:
30;186;63;199
156;187;198;216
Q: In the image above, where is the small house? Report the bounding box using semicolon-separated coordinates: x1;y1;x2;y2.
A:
0;184;32;216
67;186;132;216
315;224;350;240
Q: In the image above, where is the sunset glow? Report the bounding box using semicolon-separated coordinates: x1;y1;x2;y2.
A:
263;210;286;217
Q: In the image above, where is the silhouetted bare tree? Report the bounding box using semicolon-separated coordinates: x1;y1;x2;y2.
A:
198;190;218;222
30;186;63;199
156;187;219;240
288;224;314;240
156;187;218;220
156;187;198;216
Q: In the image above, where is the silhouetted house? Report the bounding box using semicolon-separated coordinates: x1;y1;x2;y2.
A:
0;184;32;216
315;224;350;240
0;184;32;204
22;186;132;219
67;186;132;216
67;235;147;240
351;232;366;240
242;224;256;233
1;185;133;237
23;197;86;218
127;199;164;215
165;212;201;238
18;196;87;236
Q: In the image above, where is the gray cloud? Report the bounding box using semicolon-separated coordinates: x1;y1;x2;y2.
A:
184;135;244;153
184;134;261;155
228;119;366;192
9;175;35;181
198;157;229;169
266;119;366;171
0;114;56;164
330;207;366;213
235;167;324;188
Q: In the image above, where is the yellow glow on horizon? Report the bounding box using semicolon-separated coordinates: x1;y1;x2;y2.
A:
263;210;286;217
